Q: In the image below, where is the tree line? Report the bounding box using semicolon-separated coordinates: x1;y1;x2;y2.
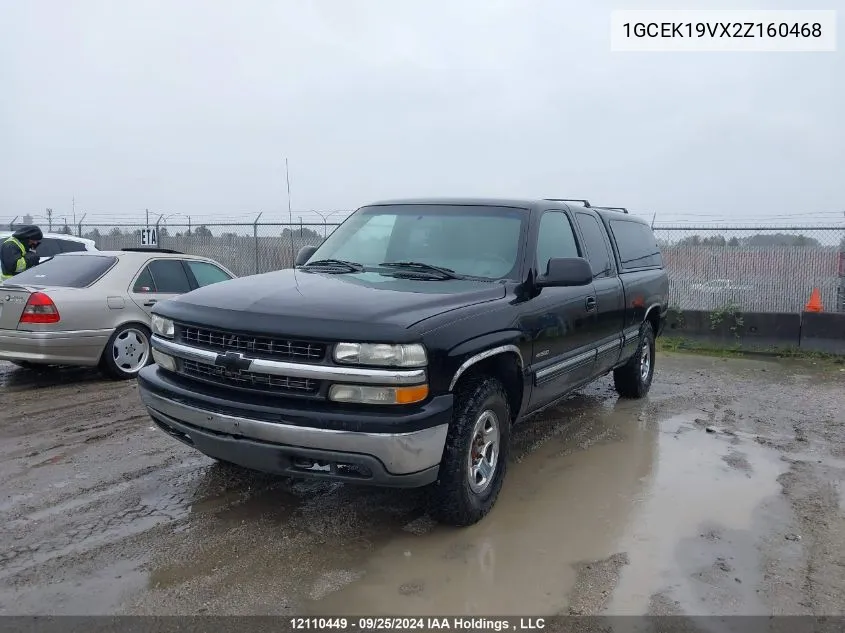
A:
665;233;827;248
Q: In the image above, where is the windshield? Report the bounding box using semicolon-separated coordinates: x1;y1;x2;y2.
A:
306;204;527;280
4;255;117;288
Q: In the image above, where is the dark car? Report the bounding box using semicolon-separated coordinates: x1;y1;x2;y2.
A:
137;198;669;526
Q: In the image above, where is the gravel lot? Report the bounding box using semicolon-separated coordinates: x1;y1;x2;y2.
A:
1;352;844;617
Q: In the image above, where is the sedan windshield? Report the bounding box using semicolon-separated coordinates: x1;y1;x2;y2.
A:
306;204;527;280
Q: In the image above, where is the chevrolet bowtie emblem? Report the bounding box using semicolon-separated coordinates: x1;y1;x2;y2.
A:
214;351;252;372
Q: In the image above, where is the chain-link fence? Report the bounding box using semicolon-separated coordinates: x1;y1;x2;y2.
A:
24;220;845;314
654;226;845;313
77;222;341;277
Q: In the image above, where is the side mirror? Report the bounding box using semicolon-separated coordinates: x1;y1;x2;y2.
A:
537;257;593;287
295;245;318;267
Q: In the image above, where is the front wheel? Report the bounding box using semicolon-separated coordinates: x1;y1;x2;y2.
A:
429;376;511;527
100;323;152;380
613;322;655;398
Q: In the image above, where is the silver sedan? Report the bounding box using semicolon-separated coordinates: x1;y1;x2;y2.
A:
0;249;235;379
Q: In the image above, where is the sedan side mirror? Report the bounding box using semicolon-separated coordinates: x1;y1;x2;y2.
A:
537;257;593;287
295;245;318;267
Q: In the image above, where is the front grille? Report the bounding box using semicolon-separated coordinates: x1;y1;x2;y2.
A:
178;325;326;362
180;359;320;395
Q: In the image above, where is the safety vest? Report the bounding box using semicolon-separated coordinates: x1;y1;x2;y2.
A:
1;236;28;280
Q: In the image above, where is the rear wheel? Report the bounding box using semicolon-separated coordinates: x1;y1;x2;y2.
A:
613;322;655;398
101;323;152;380
430;376;511;527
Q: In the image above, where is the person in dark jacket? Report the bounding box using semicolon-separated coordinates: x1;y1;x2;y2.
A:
1;225;43;280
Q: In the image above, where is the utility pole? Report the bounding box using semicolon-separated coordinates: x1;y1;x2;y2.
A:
146;208;149;228
285;157;295;260
285;158;292;226
72;197;76;226
46;208;53;232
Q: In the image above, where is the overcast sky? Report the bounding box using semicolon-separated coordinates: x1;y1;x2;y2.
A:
1;0;843;227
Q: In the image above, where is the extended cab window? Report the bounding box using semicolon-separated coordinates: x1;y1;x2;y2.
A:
608;220;663;270
536;211;579;274
576;213;614;278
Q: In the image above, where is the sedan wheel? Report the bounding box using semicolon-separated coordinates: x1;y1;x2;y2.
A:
101;324;152;379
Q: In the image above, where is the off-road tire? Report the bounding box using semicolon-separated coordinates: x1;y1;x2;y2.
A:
430;376;511;527
613;322;655;398
100;323;153;380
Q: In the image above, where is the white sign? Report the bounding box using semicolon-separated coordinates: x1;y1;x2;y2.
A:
140;228;158;246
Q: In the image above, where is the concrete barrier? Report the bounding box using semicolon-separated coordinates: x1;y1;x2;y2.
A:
799;311;845;355
662;309;802;351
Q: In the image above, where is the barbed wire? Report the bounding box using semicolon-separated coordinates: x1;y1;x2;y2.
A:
5;209;844;230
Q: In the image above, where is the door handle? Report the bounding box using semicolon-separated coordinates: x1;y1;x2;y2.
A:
585;296;597;312
143;300;157;307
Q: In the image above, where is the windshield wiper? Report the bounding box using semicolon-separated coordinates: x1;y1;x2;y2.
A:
300;259;364;273
378;261;463;280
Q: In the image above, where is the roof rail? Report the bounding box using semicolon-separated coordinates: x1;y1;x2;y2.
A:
593;206;629;214
544;198;591;208
121;247;184;254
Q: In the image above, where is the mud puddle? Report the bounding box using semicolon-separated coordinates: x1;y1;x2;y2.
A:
301;405;789;616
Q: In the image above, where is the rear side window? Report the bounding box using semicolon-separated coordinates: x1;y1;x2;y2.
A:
59;240;87;253
132;266;156;293
185;261;232;287
536;211;580;273
7;255;117;288
147;259;192;293
608;220;663;270
576;213;614;278
35;238;63;257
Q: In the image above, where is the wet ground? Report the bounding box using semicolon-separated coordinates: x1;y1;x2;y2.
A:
1;352;844;617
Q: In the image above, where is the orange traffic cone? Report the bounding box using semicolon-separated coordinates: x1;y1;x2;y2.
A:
805;288;823;312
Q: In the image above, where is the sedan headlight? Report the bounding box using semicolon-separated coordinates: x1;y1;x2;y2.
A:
333;342;427;367
151;315;174;339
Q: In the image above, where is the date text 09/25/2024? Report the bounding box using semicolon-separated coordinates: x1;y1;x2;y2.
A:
290;618;547;631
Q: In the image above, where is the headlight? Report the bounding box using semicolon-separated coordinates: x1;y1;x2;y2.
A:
329;384;429;405
333;342;427;367
151;315;174;338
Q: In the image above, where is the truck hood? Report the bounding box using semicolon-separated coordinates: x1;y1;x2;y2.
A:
155;268;506;342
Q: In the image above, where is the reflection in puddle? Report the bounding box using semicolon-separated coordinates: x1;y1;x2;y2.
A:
608;413;787;616
306;400;660;616
306;406;788;617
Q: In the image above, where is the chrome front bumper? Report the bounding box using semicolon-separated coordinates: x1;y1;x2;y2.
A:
139;385;449;487
0;328;111;366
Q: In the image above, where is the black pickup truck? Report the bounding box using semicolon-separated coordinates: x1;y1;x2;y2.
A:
138;198;669;526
